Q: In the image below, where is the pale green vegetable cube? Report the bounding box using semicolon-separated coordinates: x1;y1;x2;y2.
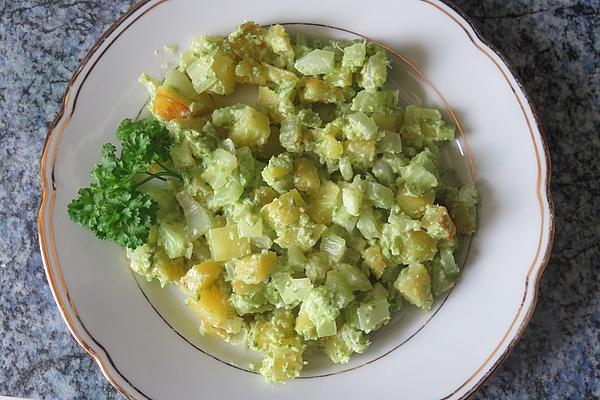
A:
170;141;194;168
342;184;363;217
401;163;438;196
325;67;353;88
261;152;294;193
294;49;335;75
342;42;366;70
359;50;389;90
365;181;394;209
344;112;378;140
357;283;390;333
305;252;332;284
163;69;198;99
335;263;372;292
271;272;312;306
322;324;369;364
301;287;340;338
332;205;359;232
158;222;192;259
430;246;460;296
325;270;355;308
356;209;382;240
338;157;354;181
202;148;237;190
344;139;376;169
126;243;154;280
351;89;398;114
320;229;347;261
237;211;263;238
378;130;403;154
230;285;273;315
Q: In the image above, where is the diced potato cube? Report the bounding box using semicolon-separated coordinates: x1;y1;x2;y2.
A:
152;248;186;285
317;134;344;160
275;223;326;251
196;282;243;333
207;225;251;262
251;308;296;352
299;79;343;104
257;86;283;122
264;24;294;57
396;185;435;219
179;260;222;298
402;230;437;263
394;263;433;311
185;297;231;340
253;186;278;207
231;106;271;148
260;337;304;383
235;59;268;85
422;204;456;240
231;279;262;295
308;180;340;225
261;189;306;228
293;158;321;193
153;86;191;121
235;251;277;284
362;245;387;278
265;64;299;83
295;306;318;340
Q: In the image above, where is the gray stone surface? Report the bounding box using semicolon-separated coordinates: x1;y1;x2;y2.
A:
0;0;598;399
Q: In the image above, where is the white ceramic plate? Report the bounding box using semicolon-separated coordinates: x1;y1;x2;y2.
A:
38;1;554;399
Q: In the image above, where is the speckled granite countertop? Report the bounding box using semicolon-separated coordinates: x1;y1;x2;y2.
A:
0;1;598;399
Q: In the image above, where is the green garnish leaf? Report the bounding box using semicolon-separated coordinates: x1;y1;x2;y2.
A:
67;118;175;249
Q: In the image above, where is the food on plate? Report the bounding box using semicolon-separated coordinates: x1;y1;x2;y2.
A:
68;22;478;383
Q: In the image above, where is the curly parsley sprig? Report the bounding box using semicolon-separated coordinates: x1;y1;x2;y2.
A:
67;118;179;249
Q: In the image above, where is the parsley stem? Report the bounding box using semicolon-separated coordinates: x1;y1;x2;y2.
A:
133;170;181;189
157;161;178;176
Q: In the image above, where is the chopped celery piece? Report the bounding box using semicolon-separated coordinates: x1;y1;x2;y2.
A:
359;50;389;90
322;324;369;364
351;89;398;114
320;229;347;261
300;287;340;338
294;49;335;75
342;42;366;70
344;111;378;140
357;283;390;333
158;222;192;259
212;105;271;148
